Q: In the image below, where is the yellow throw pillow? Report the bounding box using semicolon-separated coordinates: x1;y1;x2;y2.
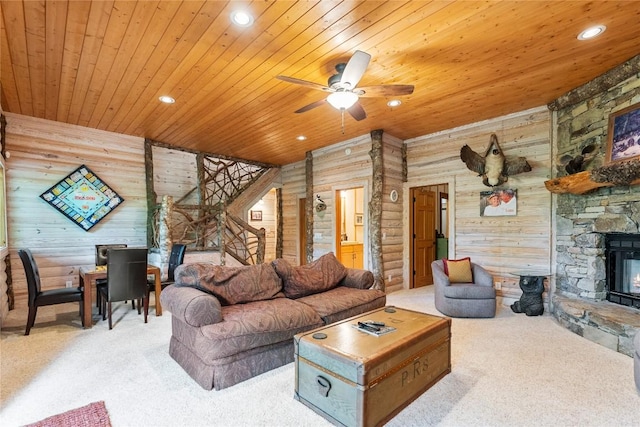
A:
443;258;473;283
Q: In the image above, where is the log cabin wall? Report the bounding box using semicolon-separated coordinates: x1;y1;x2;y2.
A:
279;132;405;290
3;113;147;313
380;133;405;291
405;107;552;300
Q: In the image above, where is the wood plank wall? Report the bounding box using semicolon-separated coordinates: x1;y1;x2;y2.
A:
280;161;306;263
279;132;405;292
311;135;372;260
405;107;552;299
381;133;405;291
152;146;198;204
4;113;147;310
2;106;551;313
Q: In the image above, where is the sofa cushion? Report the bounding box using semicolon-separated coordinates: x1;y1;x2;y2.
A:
443;257;473;283
340;268;375;289
296;286;387;324
192;298;324;361
174;263;284;305
442;283;496;299
271;252;347;299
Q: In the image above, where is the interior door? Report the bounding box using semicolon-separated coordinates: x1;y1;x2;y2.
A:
411;187;436;288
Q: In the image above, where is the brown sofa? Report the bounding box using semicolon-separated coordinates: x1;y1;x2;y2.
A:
160;253;386;390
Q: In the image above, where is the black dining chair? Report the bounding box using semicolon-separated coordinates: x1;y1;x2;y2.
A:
99;247;148;329
18;248;84;335
94;244;127;313
145;243;186;317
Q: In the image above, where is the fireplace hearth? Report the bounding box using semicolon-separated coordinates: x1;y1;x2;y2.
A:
605;233;640;310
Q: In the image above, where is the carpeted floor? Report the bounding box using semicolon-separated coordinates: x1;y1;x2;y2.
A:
1;286;638;426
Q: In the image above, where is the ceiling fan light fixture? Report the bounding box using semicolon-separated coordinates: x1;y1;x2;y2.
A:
578;25;606;40
387;99;402;107
327;92;359;110
231;10;254;27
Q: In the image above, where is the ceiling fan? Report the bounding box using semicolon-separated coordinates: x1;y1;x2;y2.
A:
276;50;414;126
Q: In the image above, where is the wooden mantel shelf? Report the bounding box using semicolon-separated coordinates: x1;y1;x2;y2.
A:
545;170;640;194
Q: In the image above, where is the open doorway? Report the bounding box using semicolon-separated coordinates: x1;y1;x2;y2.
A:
410;184;449;288
335;187;364;269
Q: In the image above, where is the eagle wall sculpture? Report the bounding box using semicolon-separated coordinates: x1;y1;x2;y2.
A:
460;133;532;187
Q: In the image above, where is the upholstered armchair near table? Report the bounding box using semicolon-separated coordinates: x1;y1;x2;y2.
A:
431;259;496;318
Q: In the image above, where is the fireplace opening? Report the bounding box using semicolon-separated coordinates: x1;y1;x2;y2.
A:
605;233;640;309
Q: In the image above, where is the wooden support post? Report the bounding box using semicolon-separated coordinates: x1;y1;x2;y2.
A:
144;139;157;248
196;153;206;250
276;187;283;259
369;130;385;291
157;195;173;275
305;151;314;264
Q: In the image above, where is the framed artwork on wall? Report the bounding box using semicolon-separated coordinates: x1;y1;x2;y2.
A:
479;189;517;217
39;165;124;231
606;102;640;165
250;210;262;221
355;213;364;225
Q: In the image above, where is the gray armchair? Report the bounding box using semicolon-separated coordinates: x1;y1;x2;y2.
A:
431;259;496;318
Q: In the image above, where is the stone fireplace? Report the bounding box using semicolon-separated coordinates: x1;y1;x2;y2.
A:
553;186;640;357
551;67;640;357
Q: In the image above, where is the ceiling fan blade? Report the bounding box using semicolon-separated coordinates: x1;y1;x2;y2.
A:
347;102;367;121
276;75;331;92
340;50;371;89
357;85;415;97
295;99;327;114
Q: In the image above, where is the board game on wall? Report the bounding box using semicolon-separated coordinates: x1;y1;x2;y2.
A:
40;164;124;231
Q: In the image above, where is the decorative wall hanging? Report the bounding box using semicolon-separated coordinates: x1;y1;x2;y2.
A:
480;188;517;217
606;102;640;165
40;165;124;231
460;133;531;187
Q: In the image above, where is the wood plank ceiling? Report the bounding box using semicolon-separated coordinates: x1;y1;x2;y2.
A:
2;1;640;166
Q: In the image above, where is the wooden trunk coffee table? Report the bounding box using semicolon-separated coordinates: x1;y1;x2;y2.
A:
294;306;451;427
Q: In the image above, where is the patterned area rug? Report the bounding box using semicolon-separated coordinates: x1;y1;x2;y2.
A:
25;401;111;427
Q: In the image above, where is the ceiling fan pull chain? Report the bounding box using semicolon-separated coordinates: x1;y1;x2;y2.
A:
341;109;346;134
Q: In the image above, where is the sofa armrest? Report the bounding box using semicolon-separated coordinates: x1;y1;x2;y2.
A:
340;268;375;289
160;285;223;327
472;264;494;287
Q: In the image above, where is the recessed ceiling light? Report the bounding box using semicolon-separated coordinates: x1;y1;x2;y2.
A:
296;135;307;141
159;95;175;104
387;99;402;107
231;10;254;27
578;25;606;40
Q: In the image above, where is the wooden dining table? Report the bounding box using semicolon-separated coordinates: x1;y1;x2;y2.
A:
79;265;162;328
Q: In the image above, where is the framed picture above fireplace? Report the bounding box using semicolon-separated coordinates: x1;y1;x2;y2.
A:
606;102;640;165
